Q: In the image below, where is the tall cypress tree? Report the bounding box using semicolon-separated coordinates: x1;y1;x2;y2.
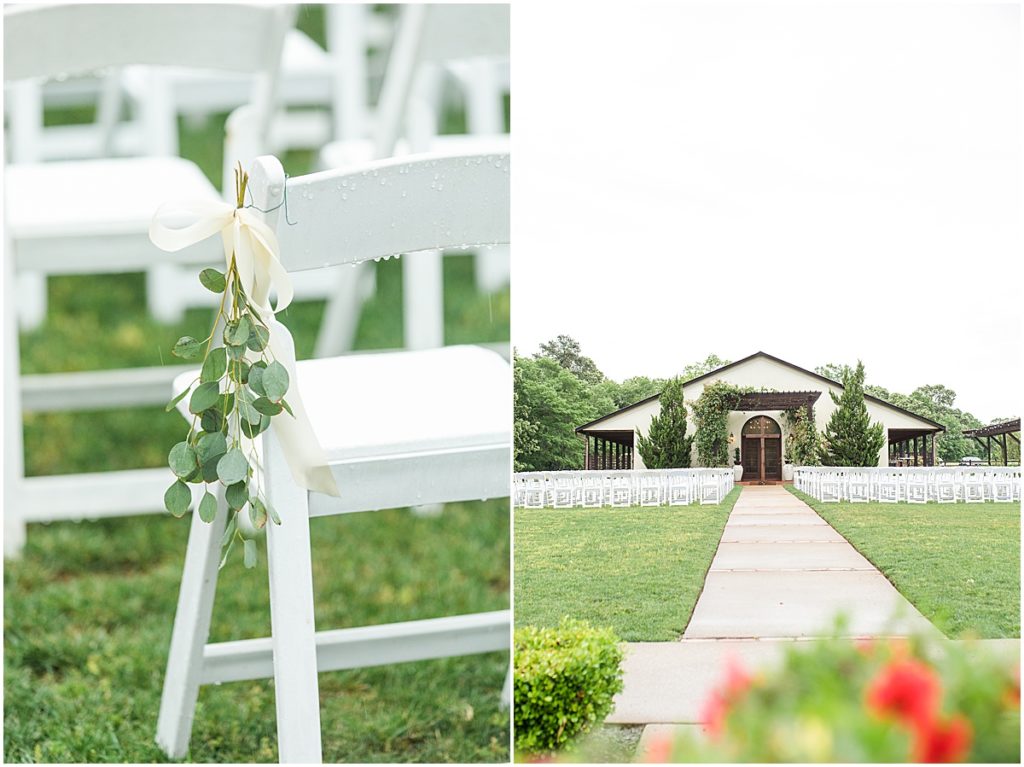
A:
819;360;886;466
636;377;693;468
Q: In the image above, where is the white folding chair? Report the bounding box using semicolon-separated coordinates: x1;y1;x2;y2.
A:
156;151;510;762
2;3;290;558
990;472;1013;503
934;469;958;503
580;473;606;508
699;472;722;505
819;470;843;503
877;470;901;503
316;4;510;358
962;470;986;503
638;471;663;507
522;475;545;509
609;474;633;507
667;471;692;506
847;470;870;503
551;474;578;508
905;470;928;503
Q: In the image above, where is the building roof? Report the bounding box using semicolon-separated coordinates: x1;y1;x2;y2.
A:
575;350;946;433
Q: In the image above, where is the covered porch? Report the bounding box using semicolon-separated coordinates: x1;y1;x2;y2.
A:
888;428;941;466
581;430;635;470
963;418;1021;466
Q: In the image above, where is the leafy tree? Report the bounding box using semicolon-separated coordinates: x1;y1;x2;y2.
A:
513;351;539;471
818;361;886;466
537;335;605;384
635;377;692;468
613;376;666;409
514;355;616;471
681;354;731;382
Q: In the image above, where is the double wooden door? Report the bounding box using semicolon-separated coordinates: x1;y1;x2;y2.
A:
741;416;783;482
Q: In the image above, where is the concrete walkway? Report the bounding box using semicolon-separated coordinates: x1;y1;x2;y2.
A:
608;485;941;728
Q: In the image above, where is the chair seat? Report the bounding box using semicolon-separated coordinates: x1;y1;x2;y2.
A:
319;133;510;171
173;344;510;464
5;156;220;240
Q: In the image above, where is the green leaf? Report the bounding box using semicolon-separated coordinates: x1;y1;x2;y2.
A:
201;408;225;434
226;481;249;510
200;458;220;483
262;361;289;403
249;497;268;529
172;336;204;360
243;539;257;569
248;365;266;396
279;399;295;418
225;316;251;347
164;480;191;518
199;268;226;293
165;386;191;412
226;342;248;361
198;491;218;523
252;397;282;416
196;432;228;464
168;442;198;478
247;324;270;352
229;359;251;385
267;501;282;525
237;391;262;426
240;414;271;438
217;448;249;485
220;512;237;548
219;534;236;570
200;347;227;383
189;382;221;414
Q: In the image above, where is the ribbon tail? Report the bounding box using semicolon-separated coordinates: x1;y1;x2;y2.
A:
260;318;341;497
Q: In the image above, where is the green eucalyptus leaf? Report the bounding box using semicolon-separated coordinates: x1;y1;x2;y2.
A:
189;381;220;414
226;481;249;510
165;386;191;412
252;397;282;416
240;414;271;438
172;336;204;360
225;316;251;347
219;534;236;570
229;359;251;384
201;408;225;434
196;432;228;464
201;458;220;483
279;399;295;418
199;268;226;293
249;497;268;529
243;539;257;569
246;324;270;352
198;491;218;523
168;442;198;478
248;365;266;396
164;480;191;517
200;347;227;383
226;342;248;361
184;465;204;484
217;448;249;485
267;501;282;525
220;512;238;548
262;361;289;403
238;398;261;426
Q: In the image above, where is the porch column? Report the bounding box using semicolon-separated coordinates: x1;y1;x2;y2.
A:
584;436;590;470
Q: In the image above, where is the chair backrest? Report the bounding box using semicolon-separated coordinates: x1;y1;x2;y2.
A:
4;3;292;163
247;150;510;272
372;4;510;158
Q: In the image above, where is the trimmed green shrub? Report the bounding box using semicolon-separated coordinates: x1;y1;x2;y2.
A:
514;620;624;755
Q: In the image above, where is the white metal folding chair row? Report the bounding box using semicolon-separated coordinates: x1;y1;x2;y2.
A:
511;469;736;509
157;150;511;763
792;466;1022;504
2;3;290;557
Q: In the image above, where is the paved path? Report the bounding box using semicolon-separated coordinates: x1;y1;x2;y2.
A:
608;485;941;727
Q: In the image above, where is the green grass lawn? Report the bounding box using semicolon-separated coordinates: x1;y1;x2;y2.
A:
513;490;739;642
789;487;1021;639
7;33;510;762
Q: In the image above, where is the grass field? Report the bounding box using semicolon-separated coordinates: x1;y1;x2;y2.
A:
513;490;739;642
789;487;1021;639
6;10;510;759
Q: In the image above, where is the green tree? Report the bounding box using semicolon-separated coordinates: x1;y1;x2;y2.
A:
613;375;665;408
635;377;692;468
681;354;731;382
819;361;886;466
513;350;539;471
537;335;605;384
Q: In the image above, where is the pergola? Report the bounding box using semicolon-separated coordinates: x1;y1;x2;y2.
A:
963;418;1021;466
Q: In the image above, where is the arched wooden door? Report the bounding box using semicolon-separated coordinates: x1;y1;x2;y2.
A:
741;416;782;482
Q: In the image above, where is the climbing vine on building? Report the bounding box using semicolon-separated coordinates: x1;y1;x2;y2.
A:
783;407;821;466
690;381;750;467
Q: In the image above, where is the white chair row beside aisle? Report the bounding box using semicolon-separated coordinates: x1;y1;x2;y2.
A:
793;467;1021;504
513;469;736;509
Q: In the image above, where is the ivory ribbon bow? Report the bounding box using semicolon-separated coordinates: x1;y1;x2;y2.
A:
150;200;340;497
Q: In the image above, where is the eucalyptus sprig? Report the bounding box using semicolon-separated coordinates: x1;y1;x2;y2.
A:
163;164;293;569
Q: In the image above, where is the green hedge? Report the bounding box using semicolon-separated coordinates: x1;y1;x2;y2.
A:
513;619;624;755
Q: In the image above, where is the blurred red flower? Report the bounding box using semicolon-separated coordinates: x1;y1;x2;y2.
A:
866;659;941;728
701;656;753;737
912;715;972;763
642;736;673;763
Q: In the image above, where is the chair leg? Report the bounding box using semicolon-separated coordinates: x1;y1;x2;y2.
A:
265;431;323;763
155;488;228;758
4;234;27;558
500;664;512;709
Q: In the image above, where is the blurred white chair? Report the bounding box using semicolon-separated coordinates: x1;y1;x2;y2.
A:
699;472;722;505
2;3;290;557
551;473;578;508
157;151;510;762
580;473;606;507
905;470;928;503
639;472;663;507
819;470;842;502
667;471;693;506
316;3;510;358
990;471;1013;503
522;475;545;509
610;474;632;507
847;469;870;502
934;469;958;503
962;469;986;502
877;469;901;503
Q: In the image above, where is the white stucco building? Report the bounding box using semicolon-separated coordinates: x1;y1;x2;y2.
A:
576;351;944;482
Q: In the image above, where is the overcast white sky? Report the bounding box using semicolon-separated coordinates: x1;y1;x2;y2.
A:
513;1;1022;423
